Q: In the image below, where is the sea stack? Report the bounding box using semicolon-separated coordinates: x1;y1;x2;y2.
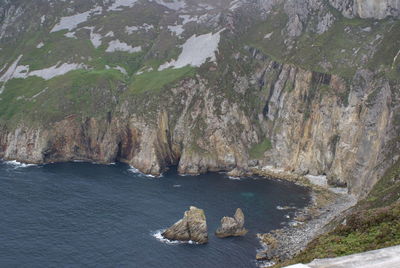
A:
215;208;248;238
162;206;208;244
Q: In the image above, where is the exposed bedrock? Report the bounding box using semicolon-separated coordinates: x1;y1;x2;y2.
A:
215;208;248;238
0;55;399;198
162;206;208;244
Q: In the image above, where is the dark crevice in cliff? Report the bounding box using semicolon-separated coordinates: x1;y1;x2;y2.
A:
262;62;284;117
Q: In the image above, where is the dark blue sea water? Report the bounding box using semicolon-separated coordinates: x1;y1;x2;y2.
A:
0;161;310;268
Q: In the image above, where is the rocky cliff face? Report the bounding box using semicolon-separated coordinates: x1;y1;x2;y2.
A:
329;0;400;19
0;0;399;198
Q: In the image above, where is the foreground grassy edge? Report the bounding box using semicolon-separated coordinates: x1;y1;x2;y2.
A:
276;159;400;267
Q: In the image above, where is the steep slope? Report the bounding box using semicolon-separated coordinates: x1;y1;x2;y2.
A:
0;0;399;200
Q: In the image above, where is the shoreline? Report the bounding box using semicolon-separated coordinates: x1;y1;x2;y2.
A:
251;167;357;267
1;158;357;266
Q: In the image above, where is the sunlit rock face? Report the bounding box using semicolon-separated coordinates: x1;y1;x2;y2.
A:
329;0;400;19
0;0;399;198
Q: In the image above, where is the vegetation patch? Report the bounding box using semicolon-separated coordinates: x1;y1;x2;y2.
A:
249;138;272;159
0;69;124;127
278;158;400;267
128;66;196;94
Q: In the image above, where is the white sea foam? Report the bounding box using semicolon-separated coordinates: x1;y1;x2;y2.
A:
173;184;182;188
4;160;37;168
152;230;197;245
276;205;297;210
228;176;241;181
128;166;159;178
177;173;191;177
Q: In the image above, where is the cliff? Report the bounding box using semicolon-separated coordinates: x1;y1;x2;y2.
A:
0;0;399;198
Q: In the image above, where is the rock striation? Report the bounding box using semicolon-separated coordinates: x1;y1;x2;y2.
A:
162;206;208;244
215;208;248;238
329;0;400;19
0;0;399;200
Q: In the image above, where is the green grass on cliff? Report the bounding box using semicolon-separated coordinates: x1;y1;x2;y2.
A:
246;5;399;81
128;66;196;94
0;69;124;126
278;158;400;267
249;138;272;159
285;204;400;264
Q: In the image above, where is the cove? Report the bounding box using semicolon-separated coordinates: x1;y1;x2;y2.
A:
0;161;310;267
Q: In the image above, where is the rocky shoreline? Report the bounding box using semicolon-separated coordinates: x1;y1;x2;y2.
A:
0;157;358;266
251;167;357;267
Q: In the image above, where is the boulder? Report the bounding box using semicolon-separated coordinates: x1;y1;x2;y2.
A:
162;206;208;244
215;208;248;238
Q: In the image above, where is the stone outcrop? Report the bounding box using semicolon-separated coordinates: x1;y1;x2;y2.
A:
0;0;399;200
162;206;208;244
329;0;400;19
215;208;248;238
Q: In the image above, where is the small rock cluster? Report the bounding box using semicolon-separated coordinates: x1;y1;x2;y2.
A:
162;206;248;244
215;208;248;238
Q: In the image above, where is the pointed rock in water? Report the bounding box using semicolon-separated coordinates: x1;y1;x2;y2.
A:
215;208;248;238
162;206;208;244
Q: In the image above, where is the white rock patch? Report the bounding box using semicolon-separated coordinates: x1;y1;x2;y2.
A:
64;31;77;39
105;31;115;37
305;174;328;187
153;0;186;10
36;42;45;48
264;32;273;39
106;40;142;53
0;55;25;83
108;0;139;11
125;24;154;34
179;15;198;25
167;25;184;36
114;65;128;75
229;0;245;11
0;55;87;87
13;65;30;79
107;64;128;75
125;26;139;34
0;64;7;73
29;62;87;80
51;6;102;33
159;30;223;70
84;27;102;48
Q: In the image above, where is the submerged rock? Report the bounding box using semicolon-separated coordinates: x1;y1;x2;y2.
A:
215;208;248;238
162;206;208;244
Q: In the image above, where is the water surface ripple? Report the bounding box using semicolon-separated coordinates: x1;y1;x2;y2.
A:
0;161;310;267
